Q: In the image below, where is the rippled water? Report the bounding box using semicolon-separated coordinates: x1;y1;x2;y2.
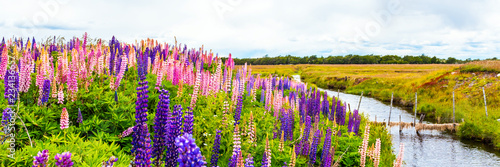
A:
293;75;500;167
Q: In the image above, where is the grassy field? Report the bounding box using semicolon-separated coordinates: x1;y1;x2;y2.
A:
244;62;500;149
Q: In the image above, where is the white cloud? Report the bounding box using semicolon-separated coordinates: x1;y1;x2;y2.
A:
0;0;499;59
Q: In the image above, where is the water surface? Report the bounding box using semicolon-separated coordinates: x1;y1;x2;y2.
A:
292;75;500;167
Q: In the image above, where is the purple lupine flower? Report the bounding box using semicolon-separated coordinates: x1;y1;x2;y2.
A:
321;128;332;165
4;69;19;105
352;109;361;135
114;91;118;102
153;89;170;164
347;112;354;133
260;89;265;104
175;133;206;167
229;150;239;167
131;73;152;166
184;107;194;135
32;149;49;167
244;154;254;167
323;148;333;167
77;108;83;124
165;104;183;166
300;116;312;156
335;101;346;126
329;99;336;121
322;93;329;117
287;109;294;141
299;93;306;124
54;151;73;167
261;151;268;167
41;79;51;104
210;130;222;167
2;108;11;126
102;155;118;167
234;95;243;125
309;129;321;165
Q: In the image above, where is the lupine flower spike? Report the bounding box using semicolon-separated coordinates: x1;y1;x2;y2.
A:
60;108;69;129
54;151;74;167
102;156;119;167
32;149;49;167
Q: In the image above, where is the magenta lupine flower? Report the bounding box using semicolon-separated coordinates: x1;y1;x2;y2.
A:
32;149;49;167
54;151;73;167
175;133;206;167
120;126;134;138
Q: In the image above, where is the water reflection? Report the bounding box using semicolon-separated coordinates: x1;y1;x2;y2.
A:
292;75;500;167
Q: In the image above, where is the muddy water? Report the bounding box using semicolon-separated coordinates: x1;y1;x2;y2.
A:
292;75;500;167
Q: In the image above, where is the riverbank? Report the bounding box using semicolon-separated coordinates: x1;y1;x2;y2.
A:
245;62;500;149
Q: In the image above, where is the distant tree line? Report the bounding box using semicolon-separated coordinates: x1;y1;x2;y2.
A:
226;54;494;65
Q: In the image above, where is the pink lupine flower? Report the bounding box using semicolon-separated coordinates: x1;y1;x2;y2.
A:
60;108;69;129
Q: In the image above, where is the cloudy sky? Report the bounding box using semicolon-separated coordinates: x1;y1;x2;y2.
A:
1;0;499;59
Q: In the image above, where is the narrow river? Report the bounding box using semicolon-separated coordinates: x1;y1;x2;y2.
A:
292;75;500;167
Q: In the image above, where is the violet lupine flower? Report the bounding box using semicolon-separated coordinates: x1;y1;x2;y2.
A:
353;110;362;135
244;154;254;167
102;156;119;167
60;108;69;130
210;130;222;167
32;149;49;167
77;108;83;124
184;107;194;135
41;79;51;104
321;128;332;165
309;129;321;165
229;150;239;167
2;108;11;126
175;133;206;167
4;69;19;105
347;112;354;133
261;152;268;167
114;91;118;102
322;93;329;117
165;104;183;166
287;109;294;141
54;151;73;167
153;89;170;164
131;74;152;166
300;116;312;155
335;101;346;126
234;95;243;125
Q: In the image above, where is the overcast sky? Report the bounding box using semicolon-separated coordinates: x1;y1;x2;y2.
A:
1;0;499;59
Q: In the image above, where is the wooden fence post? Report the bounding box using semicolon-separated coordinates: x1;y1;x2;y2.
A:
357;91;363;111
483;87;488;117
453;91;455;123
399;115;402;132
388;92;393;126
414;92;417;127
